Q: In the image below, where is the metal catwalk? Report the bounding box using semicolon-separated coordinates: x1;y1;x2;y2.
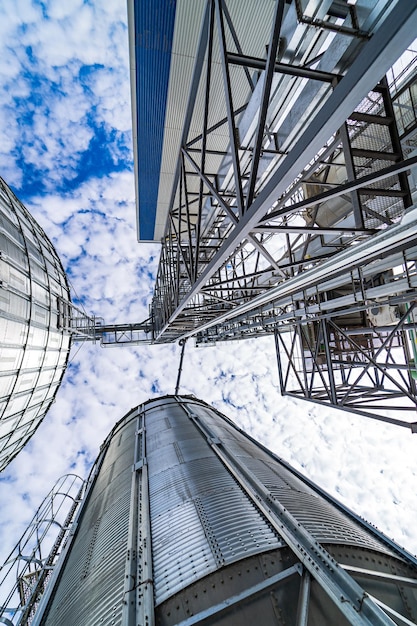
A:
150;0;417;342
77;1;417;427
127;0;417;427
28;396;417;626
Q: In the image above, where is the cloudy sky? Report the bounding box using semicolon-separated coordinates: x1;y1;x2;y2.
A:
0;0;416;582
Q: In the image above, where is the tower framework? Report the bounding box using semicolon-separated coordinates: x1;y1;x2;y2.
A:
30;396;417;626
127;0;417;427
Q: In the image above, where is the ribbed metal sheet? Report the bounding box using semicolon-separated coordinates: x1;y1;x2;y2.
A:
34;396;417;626
153;0;206;240
152;500;217;603
153;0;276;240
0;177;71;471
193;403;401;557
39;416;136;626
146;400;282;606
132;0;177;240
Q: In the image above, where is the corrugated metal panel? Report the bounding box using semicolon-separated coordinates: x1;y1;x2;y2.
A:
134;0;177;240
191;402;401;557
194;489;279;560
0;177;71;471
153;1;207;239
42;492;130;625
40;417;137;626
162;54;197;132
146;398;282;607
152;500;217;603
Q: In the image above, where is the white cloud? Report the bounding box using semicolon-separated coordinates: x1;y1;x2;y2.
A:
0;0;416;600
0;0;131;193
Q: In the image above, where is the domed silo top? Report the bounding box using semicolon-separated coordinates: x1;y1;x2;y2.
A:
0;177;71;471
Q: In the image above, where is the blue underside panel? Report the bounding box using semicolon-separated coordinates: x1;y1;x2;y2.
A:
135;0;176;240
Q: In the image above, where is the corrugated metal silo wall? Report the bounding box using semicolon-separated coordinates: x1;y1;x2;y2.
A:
0;177;71;471
36;396;417;625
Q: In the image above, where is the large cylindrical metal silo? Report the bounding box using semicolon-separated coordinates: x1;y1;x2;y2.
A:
30;395;417;626
0;177;72;471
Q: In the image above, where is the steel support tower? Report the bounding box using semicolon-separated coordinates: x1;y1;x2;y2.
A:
126;0;417;428
21;396;417;626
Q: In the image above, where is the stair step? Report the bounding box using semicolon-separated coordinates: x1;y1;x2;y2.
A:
358;187;408;197
349;111;393;125
351;148;400;161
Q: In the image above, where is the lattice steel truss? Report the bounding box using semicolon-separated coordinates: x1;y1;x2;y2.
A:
275;311;417;431
69;1;417;425
151;0;417;342
146;0;417;427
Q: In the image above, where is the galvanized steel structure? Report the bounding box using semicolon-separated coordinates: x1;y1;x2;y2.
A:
3;4;417;622
0;178;72;471
0;474;85;626
29;396;417;625
127;0;417;428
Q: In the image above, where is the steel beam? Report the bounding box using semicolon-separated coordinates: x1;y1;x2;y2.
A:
166;1;211;223
175;565;301;626
163;3;417;331
215;0;244;216
245;0;286;210
296;571;311;626
185;406;399;626
341;566;417;588
258;154;417;224
180;213;417;340
227;52;341;83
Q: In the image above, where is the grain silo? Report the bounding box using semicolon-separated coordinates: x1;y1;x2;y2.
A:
29;395;417;626
0;177;72;471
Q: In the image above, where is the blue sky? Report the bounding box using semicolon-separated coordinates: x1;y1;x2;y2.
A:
0;0;416;581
